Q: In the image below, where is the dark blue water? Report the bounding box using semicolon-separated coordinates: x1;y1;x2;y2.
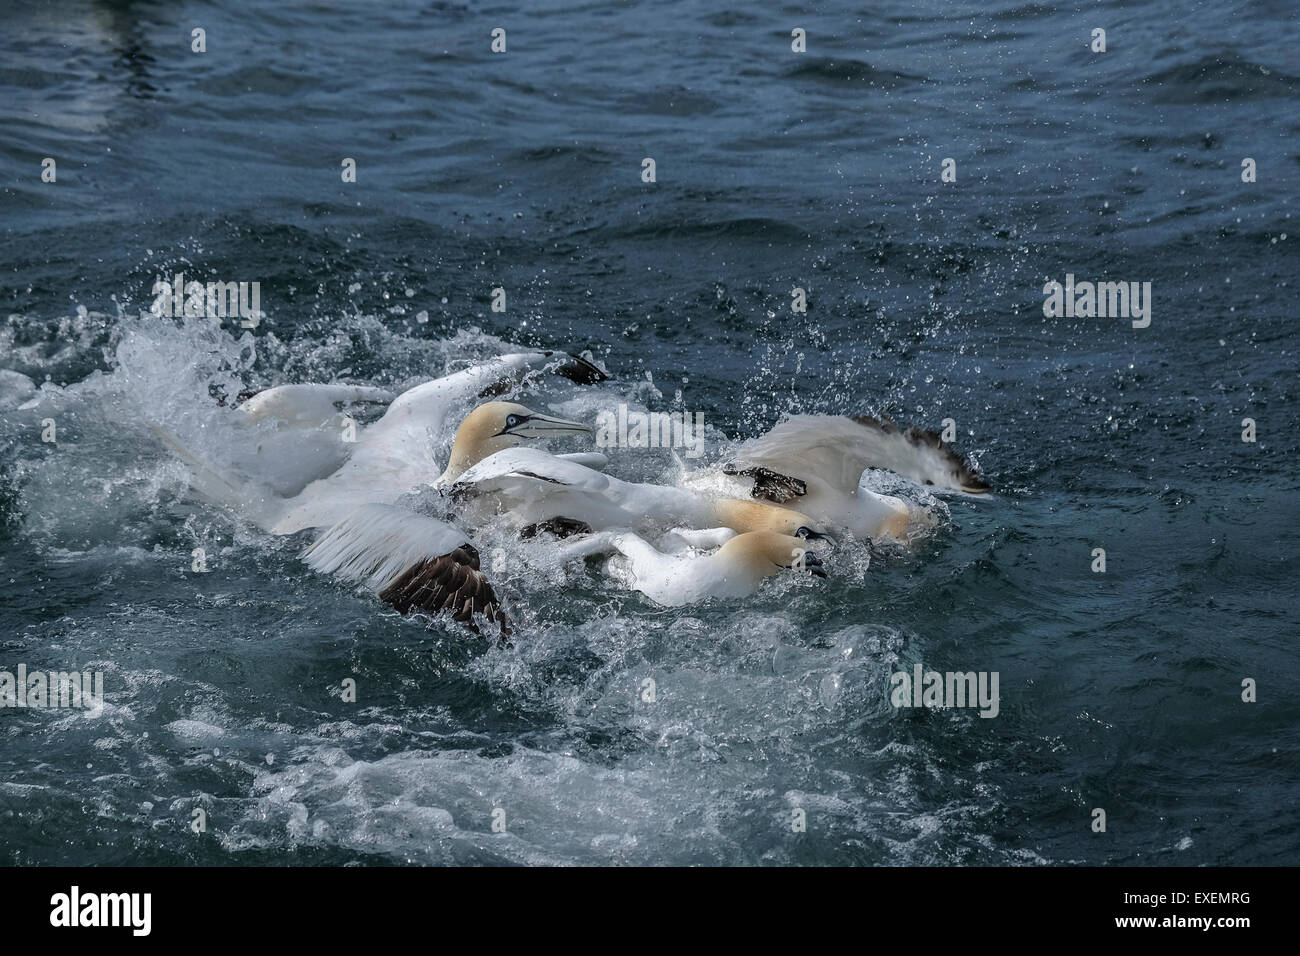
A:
1;0;1297;865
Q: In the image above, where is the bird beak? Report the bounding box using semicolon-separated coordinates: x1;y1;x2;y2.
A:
508;412;593;439
799;550;828;579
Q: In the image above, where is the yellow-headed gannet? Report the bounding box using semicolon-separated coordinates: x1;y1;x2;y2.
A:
450;446;835;541
436;402;600;486
554;529;826;606
156;352;600;534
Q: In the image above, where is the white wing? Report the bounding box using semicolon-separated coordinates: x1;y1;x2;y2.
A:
216;385;398;495
303;503;509;631
554;451;608;470
736;414;990;496
159;352;582;534
454;446;614;495
237;384;397;425
454;447;704;533
451;447;615;531
302;503;471;591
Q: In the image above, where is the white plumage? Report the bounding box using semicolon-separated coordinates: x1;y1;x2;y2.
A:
223;383;396;497
680;413;991;540
453;446;829;539
553;529;826;606
738;413;988;495
157;352;594;535
301;502;468;592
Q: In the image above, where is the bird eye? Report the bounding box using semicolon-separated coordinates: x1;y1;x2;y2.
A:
796;526;813;538
506;415;520;427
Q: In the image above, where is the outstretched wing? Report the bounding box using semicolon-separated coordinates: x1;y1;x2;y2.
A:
268;353;597;533
734;414;990;497
302;503;509;634
159;351;610;535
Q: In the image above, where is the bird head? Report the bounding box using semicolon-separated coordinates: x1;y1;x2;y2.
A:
720;530;828;581
442;401;591;481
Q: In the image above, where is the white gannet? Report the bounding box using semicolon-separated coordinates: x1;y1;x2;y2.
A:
698;412;991;541
450;446;836;541
302;502;510;635
553;529;827;606
156;352;600;535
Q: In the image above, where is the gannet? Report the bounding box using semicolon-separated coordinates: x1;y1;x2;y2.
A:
302;503;510;635
156;352;600;535
701;413;991;541
435;402;599;486
553;529;826;606
450;446;835;540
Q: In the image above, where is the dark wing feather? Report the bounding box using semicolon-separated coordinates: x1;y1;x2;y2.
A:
378;544;511;639
721;463;808;504
851;414;991;492
519;517;594;539
548;351;608;385
477;350;608;397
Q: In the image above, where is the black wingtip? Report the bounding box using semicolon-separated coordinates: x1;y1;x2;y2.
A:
550;351;608;385
377;546;513;641
854;413;992;495
208;384;262;408
519;516;594;539
722;463;807;504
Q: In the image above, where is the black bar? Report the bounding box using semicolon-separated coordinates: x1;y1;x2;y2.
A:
1;866;1277;941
